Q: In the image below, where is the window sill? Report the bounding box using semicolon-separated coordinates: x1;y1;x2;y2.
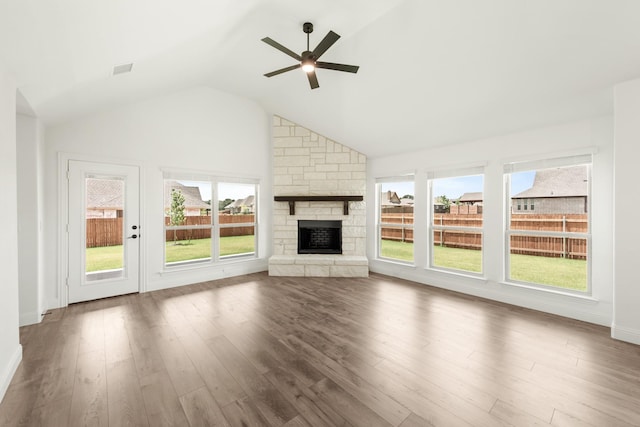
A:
161;253;259;275
425;267;487;283
375;257;416;267
500;280;598;302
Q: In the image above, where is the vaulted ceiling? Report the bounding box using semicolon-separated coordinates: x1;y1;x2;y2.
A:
3;0;640;157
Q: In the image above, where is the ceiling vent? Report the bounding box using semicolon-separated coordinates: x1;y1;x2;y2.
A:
112;63;134;76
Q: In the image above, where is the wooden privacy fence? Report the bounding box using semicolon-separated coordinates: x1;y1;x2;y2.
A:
381;213;588;259
163;214;255;241
86;215;255;247
86;218;123;248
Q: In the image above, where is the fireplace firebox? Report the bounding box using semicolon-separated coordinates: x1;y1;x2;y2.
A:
298;220;342;254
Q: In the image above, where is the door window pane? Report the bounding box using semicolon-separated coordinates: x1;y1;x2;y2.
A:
85;177;125;281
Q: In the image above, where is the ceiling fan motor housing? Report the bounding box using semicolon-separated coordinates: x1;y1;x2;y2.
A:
303;22;313;34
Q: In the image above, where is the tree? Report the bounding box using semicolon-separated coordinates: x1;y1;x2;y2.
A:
218;198;234;211
169;189;186;245
402;194;414;200
436;195;451;211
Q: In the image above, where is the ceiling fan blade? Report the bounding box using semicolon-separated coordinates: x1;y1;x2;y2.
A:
312;31;340;59
307;70;319;89
316;62;360;73
261;37;302;61
264;64;301;77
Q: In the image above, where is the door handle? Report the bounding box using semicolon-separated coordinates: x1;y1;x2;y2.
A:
127;234;138;239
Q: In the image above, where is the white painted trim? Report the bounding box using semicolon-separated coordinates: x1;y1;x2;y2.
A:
148;260;267;292
19;310;42;327
57;152;146;307
0;345;22;403
370;261;611;327
611;324;640;345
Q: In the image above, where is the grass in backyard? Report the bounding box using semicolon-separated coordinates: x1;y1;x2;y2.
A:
510;253;587;291
165;235;254;263
86;235;255;272
380;239;414;262
86;245;123;272
380;239;587;291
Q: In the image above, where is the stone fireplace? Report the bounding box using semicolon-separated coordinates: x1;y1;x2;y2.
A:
268;116;368;277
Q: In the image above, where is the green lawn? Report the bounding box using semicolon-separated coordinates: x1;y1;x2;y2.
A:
87;237;586;291
85;235;255;272
380;240;586;291
86;245;124;272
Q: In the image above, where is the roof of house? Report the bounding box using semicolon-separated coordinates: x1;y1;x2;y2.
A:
458;192;483;203
512;166;587;199
381;191;402;206
224;195;255;209
86;178;124;209
165;181;210;209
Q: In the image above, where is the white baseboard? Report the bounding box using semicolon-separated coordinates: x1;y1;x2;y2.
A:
0;344;23;404
611;324;640;345
369;261;612;327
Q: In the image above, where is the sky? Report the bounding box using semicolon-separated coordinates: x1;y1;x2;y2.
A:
381;171;536;200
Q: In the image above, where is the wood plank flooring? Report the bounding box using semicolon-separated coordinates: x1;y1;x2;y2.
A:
1;272;639;426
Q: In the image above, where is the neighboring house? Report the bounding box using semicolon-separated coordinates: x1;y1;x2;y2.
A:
511;166;588;214
458;192;483;206
224;195;255;214
433;198;447;214
380;190;414;213
86;178;124;218
165;181;211;216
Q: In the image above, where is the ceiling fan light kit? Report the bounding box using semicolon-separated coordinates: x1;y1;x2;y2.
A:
262;22;359;89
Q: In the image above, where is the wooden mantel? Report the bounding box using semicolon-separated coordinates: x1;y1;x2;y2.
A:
274;195;364;215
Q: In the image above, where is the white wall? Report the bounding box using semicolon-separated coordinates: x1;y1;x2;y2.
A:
0;64;22;403
17;114;45;326
44;86;272;309
368;116;614;327
613;78;640;345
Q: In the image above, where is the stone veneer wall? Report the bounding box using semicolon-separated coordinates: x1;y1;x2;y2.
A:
269;116;368;277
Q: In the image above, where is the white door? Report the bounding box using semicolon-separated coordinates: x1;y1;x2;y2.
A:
68;160;140;303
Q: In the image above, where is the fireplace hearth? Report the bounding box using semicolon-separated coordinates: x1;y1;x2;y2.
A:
298;220;342;254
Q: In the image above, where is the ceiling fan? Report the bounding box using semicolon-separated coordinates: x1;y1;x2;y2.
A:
262;22;359;89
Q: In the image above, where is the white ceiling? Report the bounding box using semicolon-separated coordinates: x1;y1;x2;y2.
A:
3;0;640;158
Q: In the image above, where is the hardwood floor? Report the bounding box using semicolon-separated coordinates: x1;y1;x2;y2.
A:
1;272;639;426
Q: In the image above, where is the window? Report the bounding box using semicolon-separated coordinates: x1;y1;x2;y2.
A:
218;182;256;258
505;155;591;292
376;177;414;263
163;172;257;268
428;168;484;274
164;179;212;266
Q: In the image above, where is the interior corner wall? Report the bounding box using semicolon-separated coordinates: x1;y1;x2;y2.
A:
17;114;45;326
613;78;640;345
0;65;22;403
43;86;272;309
367;116;615;328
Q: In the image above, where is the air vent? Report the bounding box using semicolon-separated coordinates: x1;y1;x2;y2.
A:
112;63;134;76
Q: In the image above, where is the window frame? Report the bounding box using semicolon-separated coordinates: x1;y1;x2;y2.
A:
427;166;485;276
503;155;592;294
162;171;258;270
375;175;415;264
